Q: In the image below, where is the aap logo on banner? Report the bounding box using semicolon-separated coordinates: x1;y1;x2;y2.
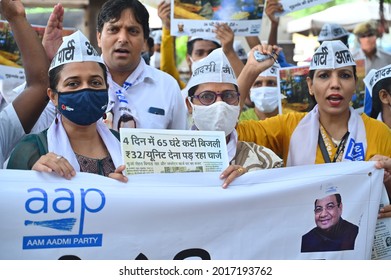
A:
345;139;365;161
22;187;106;250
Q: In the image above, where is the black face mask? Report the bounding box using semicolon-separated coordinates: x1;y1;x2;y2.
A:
57;88;108;126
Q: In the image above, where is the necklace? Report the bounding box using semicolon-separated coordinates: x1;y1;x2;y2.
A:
331;137;341;147
318;126;350;163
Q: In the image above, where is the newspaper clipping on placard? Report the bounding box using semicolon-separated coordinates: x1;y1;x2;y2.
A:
120;128;229;175
372;188;391;260
277;0;333;16
169;0;265;36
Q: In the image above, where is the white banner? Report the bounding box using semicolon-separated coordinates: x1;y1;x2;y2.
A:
0;161;384;260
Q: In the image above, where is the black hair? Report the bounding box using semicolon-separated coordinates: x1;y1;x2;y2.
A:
117;114;136;131
145;37;155;58
186;39;221;55
319;37;349;48
314;193;342;208
147;37;154;50
188;85;198;98
371;77;391;118
97;0;150;40
307;66;357;111
49;63;108;91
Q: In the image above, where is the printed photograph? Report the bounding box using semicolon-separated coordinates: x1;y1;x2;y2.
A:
279;65;311;112
301;193;359;253
173;0;265;21
0;20;75;68
279;59;366;114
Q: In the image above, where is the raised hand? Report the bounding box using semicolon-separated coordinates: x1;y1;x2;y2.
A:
42;3;65;61
157;1;171;30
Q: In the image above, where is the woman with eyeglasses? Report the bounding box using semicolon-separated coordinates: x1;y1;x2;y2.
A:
185;48;283;188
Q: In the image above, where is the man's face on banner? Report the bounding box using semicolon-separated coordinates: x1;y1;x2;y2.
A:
314;194;342;231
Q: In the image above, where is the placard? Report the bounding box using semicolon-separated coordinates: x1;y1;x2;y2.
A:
120;128;229;175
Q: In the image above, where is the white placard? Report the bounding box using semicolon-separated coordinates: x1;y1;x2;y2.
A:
120;128;229;175
277;0;333;16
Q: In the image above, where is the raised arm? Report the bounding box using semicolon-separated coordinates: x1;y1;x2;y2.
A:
214;23;244;79
265;0;283;46
245;0;283;48
42;3;64;62
2;0;50;133
237;44;281;109
158;1;186;89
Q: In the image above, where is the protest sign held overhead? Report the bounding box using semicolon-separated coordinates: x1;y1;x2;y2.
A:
170;0;265;36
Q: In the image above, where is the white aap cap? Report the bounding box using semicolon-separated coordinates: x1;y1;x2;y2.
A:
187;48;237;91
318;23;349;42
363;65;391;97
309;40;355;71
259;63;280;78
151;29;162;45
188;35;221;47
49;30;103;72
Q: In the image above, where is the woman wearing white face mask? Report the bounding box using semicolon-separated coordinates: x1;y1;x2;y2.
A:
186;48;283;188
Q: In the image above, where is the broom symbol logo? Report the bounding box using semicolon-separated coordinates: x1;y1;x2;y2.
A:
24;218;77;232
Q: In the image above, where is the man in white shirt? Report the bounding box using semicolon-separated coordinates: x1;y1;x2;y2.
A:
41;1;187;132
96;0;187;131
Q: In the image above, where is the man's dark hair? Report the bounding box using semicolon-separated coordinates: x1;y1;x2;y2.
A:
371;78;391;118
314;193;342;208
186;39;220;55
97;0;150;40
319;37;349;49
147;37;154;50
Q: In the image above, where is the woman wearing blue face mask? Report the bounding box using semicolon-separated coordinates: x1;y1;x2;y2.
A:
7;31;128;183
